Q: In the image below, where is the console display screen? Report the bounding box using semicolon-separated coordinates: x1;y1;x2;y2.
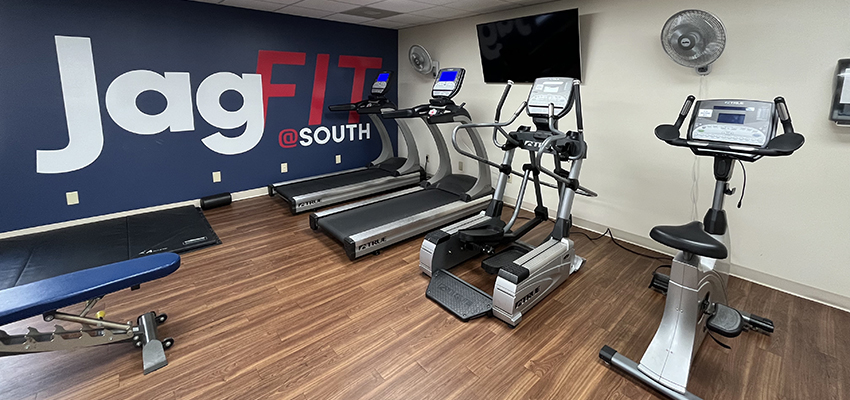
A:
717;113;745;124
439;70;458;82
376;73;389;82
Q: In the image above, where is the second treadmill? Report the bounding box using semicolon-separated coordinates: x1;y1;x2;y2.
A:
310;68;493;260
269;71;425;214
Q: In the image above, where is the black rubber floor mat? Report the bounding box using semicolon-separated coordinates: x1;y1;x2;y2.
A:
0;205;219;289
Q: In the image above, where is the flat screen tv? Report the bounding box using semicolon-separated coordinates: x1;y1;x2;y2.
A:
476;8;581;83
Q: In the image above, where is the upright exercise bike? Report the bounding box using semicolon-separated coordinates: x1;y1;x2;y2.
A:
600;96;805;400
424;77;596;327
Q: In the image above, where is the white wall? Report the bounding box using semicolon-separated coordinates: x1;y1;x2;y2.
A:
398;0;850;310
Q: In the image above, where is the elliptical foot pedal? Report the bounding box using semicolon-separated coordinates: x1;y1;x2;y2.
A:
426;270;492;322
482;245;530;275
707;303;744;338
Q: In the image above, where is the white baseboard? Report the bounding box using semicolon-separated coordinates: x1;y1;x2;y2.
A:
505;195;850;313
0;187;268;240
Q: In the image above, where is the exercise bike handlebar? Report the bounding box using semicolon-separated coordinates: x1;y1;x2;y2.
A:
656;95;805;157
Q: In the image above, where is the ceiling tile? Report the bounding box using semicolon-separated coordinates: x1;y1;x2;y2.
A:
193;0;225;4
220;0;286;12
361;18;406;28
262;0;303;4
380;13;435;25
276;5;335;17
335;0;383;5
447;0;511;12
369;0;433;13
295;0;359;13
323;13;376;23
416;0;458;5
411;6;471;19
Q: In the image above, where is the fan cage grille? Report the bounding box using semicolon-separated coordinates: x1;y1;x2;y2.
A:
661;10;726;68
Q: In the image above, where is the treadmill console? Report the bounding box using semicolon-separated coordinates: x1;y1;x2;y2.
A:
688;100;777;147
371;71;393;95
526;77;575;118
432;68;465;99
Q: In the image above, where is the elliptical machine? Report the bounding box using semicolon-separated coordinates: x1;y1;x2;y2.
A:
600;96;805;400
423;77;596;327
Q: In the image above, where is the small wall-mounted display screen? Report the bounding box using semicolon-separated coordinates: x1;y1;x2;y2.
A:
439;70;458;82
376;73;390;82
717;113;746;124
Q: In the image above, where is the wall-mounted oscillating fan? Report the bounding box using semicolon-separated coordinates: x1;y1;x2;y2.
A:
409;45;439;77
661;10;726;75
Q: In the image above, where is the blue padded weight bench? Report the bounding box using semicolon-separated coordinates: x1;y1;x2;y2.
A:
0;253;181;374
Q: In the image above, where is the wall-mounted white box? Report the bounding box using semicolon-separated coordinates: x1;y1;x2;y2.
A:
66;191;79;206
212;171;221;183
281;163;288;173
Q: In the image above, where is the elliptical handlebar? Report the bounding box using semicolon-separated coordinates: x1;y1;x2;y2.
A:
535;104;595;199
655;95;805;158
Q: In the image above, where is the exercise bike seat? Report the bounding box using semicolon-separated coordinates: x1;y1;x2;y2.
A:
650;221;728;259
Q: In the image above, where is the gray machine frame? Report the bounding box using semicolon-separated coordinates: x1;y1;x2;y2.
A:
424;78;597;327
310;115;492;259
600;96;805;400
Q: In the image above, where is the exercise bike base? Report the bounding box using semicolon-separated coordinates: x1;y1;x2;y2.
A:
426;270;492;321
599;346;703;400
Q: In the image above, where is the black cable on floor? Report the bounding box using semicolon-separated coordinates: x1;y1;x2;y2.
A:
570;228;671;261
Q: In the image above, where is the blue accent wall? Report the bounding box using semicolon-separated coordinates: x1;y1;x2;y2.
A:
0;0;399;233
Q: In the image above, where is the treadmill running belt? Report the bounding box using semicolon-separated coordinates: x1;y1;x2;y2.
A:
319;189;462;242
0;205;219;290
275;168;394;199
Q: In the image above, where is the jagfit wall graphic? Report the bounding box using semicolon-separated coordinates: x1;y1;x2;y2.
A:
0;0;398;232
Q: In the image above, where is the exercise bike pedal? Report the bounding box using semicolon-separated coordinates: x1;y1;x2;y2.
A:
706;303;744;338
742;312;775;334
648;271;670;295
426;270;492;322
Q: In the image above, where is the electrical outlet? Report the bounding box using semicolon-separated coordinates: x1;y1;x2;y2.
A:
212;171;221;183
281;163;288;173
458;161;463;171
335;155;341;164
66;191;79;206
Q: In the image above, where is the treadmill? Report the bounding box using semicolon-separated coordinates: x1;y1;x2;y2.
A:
269;71;425;214
310;68;493;260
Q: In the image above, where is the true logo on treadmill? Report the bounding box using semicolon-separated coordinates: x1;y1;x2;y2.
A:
298;199;321;207
515;286;540;309
358;237;386;251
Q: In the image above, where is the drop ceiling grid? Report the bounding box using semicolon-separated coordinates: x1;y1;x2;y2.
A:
193;0;556;29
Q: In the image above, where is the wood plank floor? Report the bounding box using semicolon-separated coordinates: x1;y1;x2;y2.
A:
1;195;847;399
